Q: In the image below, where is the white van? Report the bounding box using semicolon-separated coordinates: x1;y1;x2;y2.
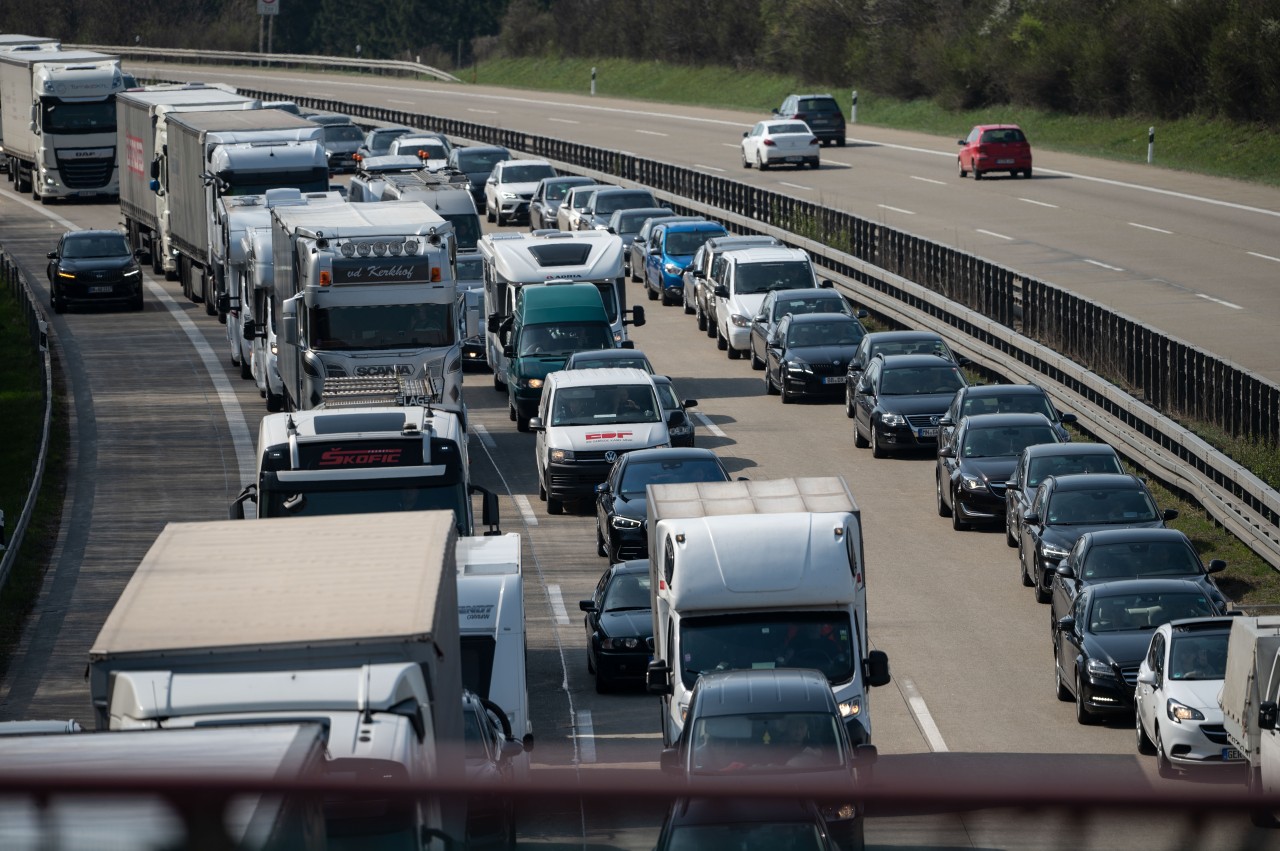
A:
530;368;674;514
712;246;827;359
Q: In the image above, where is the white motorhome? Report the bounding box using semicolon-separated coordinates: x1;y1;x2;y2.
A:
1220;615;1280;820
88;512;466;849
643;477;889;747
0;49;124;201
271;200;460;412
479;230;638;379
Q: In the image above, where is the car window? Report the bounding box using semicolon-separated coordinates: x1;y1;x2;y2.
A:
774;295;847;320
1081;540;1201;580
602;572;651;611
1089;591;1216;633
665;230;723;256
620;459;726;495
323;125;364;143
786;319;863;348
502;164;557;183
1047;487;1159;525
1168;633;1229;681
733;261;814;295
960;425;1057;459
878;365;965;396
799;98;839;114
689;711;845;773
653;382;680;411
981;128;1026;144
773;123;810;135
456;149;508;170
962;392;1056;420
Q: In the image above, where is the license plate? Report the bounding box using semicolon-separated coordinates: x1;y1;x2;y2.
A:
1223;747;1243;761
822;376;845;384
917;427;939;438
997;159;1015;165
785;156;803;162
89;286;113;294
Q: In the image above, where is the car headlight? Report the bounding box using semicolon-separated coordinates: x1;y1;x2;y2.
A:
1167;698;1204;723
730;313;751;328
501;191;519;199
611;516;642;530
961;475;985;491
785;361;812;374
839;697;862;718
1040;542;1071;561
549;449;575;464
517;377;543;389
601;636;641;650
663;262;682;275
880;412;906;427
613;330;623;344
1086;658;1117;680
124;268;142;278
270;342;278;355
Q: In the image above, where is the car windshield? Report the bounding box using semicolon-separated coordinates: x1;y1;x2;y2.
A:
368;130;409;154
1046;487;1160;525
570;356;653;372
618;210;669;233
773;296;846;321
602;572;651;611
665;823;826;851
679;612;855;689
771;123;811;135
962;393;1056;420
688;711;846;774
595;191;655;214
734;262;814;295
518;322;613;358
786;319;863;348
542;180;584;201
799;98;839;113
1080;541;1202;580
870;338;950;359
324;125;364;143
619;458;727;496
62;234;129;258
455;255;483;282
879;365;966;396
1087;591;1216;633
550;384;660;426
665;230;723;256
1168;633;1229;681
456;150;508;171
1026;453;1123;488
503;164;556;183
961;425;1057;459
571;189;600;211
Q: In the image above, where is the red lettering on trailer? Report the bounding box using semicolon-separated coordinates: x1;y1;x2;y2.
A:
318;448;404;466
126;135;145;177
585;432;633;440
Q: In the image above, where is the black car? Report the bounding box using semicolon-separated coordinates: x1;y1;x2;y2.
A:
608;206;673;270
579;560;654;692
1019;473;1178;603
656;797;842;851
938;383;1077;450
1049;528;1228;629
594;447;730;561
843;331;967;411
529;175;598;231
1053;579;1226;724
1004;443;1125;549
849;353;968;457
46;229;144;313
749;289;865;371
775;93;847;147
462;689;527;847
446;144;511;207
764;313;867;403
355;125;413;161
653;375;699;448
935;412;1063;531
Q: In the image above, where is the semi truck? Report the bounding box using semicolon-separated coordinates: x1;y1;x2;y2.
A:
1220;615;1280;823
271;200;460;412
161;108;329;312
0;48;123;201
0;34;59;174
642;477;890;747
115;84;259;276
88;512;466;849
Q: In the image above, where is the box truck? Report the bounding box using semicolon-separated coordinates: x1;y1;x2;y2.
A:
1220;615;1280;824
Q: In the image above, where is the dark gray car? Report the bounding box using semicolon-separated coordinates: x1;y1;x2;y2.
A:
446;145;512;207
320;123;366;173
578;187;659;231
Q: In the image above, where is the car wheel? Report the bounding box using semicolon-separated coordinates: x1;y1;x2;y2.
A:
239;357;252;380
870;424;886;458
1006;517;1019;548
957;158;967;178
1155;726;1175;777
486;204;495;223
716;328;727;351
780;379;792;404
1074;672;1094;724
516;413;530;433
748;341;763;370
853;421;869;448
51;287;65;314
683;290;695;315
695;305;707;331
706;315;718;338
1250;768;1278;827
935;475;952;517
547;496;563;515
1024;167;1034;179
727;342;741;360
764;368;778;395
1055;651;1072;701
809;158;820;169
587;647;595;674
950;492;968;531
1136;709;1156;755
1034;566;1051;604
494;370;506;391
973;166;983;181
742;151;751;169
266;388;283;413
646;281;658;301
1020;549;1034;587
596;525;608;558
844;386;856;419
757;153;769;171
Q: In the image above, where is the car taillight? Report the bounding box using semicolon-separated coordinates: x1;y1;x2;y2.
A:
763;138;776;146
794;113;807;121
808;137;818;146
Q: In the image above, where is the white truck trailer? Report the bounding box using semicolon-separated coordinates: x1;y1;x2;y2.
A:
0;34;59;175
115;84;259;276
88;511;465;849
162;108;329;311
1220;615;1280;821
0;49;123;201
271;200;460;412
643;477;890;747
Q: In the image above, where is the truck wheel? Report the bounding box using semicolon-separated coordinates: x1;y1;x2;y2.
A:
203;272;217;315
266;389;283;413
1250;768;1277;827
516;414;530;433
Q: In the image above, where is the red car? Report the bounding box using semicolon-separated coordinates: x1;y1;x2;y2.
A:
957;124;1033;179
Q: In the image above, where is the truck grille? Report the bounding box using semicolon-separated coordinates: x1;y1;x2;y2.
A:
55;154;115;189
549;470;610;491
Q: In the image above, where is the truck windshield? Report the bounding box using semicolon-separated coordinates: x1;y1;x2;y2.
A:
518;321;612;357
324;758;418;850
41;100;115;134
263;480;469;533
311;303;454;351
221;168;330;197
679;612;855;689
590;281;620;324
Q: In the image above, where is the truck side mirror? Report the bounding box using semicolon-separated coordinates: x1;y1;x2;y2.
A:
281;309;298;346
659;748;681;773
502;344;514;358
1261;701;1278;731
487;315;500;333
471;484;501;535
628;305;646;327
229;484;257;520
864;649;890;688
242;320;257;341
619;340;635;349
646;661;672;696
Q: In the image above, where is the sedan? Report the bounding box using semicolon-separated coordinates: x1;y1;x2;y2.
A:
843;331;968;404
938;383;1077;452
935;412;1062;531
764;313;867;404
1049;528;1228;630
1136;617;1243;775
749;289;864;371
594;447;730;561
957;123;1033;179
850;353;968;457
579;560;654;692
528;175;597;231
1004;442;1124;548
653;375;698;448
462;689;527;847
47;229;144;313
484;159;558;226
1020;473;1179;603
742;120;820;170
656;797;842;851
1054;579;1226;724
605;206;673;273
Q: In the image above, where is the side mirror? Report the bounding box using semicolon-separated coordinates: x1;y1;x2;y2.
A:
46;251;57;260
1023;511;1040;525
149;159;160;179
659;748;682;773
1261;701;1278;731
683;399;697;409
864;649;891;688
646;661;673;696
487;315;500;333
1207;559;1227;574
857;379;871;394
667;411;682;428
1163;509;1180;521
502;344;514;358
1004;480;1017;489
1055;562;1074;577
133;248;147;261
938;415;954;426
938;446;954;459
1057;615;1076;633
742;131;748;138
629;305;646;327
528;417;544;432
242;319;257;341
957;139;966;146
594;482;609;494
1137;669;1157;686
713;284;728;298
955;355;973;367
500;739;524;760
1060;412;1078;424
619;340;636;349
855;308;869;319
819;278;834;289
578;600;596;613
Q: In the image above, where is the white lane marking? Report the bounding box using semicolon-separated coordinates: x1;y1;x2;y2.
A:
1020;197;1059;208
1248;251;1280;263
472;423;497;449
878;204;915;215
467;107;498;114
547;584;571;625
693;164;726;173
576;710;597;764
388;98;414;105
779;182;812;191
1084;259;1125;272
823;160;850;167
692;411;726;438
899;677;948;753
976;229;1014;241
1129;222;1173;234
548;117;580;125
635;129;668;137
513;493;540;526
911;175;946;185
1197;293;1244;310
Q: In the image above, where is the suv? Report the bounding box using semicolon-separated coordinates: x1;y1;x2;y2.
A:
686;234;782;328
446;144;512;207
775;94;846;147
712;246;827;359
529;175;596;231
849;352;968;457
484;159;558;226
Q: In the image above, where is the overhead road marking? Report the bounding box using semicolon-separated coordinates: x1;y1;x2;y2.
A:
779;182;812;191
1197;293;1243;310
471;423;496;449
693;164;726;173
575;710;597;764
878;204;915;215
634;129;668;137
976;229;1014;241
911;176;946;185
1129;222;1173;234
1084;259;1125;272
548;117;580;125
1248;251;1280;263
1020;197;1058;209
899;676;948;753
692;412;726;438
513;494;539;526
547;584;571;625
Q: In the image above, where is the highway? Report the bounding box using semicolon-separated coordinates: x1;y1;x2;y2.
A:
0;67;1276;848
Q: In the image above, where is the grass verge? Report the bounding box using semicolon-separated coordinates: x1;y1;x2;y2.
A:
472;56;1280;186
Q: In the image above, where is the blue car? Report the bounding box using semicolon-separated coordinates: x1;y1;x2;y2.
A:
644;221;727;306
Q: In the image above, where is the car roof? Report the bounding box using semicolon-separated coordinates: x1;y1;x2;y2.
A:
691;669;838;716
1168;617;1235;635
613;559;651;576
706;235;778;249
499;158;552;169
1045;472;1142;491
661;221;727;234
566;348;653;365
549;367;653;388
64;229;124;240
455;145;509;154
615;206;673;220
865;330;945;343
1078;527;1190;546
960;412;1054;429
1085;578;1211;598
973;123;1023;131
877;353;960;368
723;246;810;263
1022;442;1117;459
791;93;836;100
787;311;859;325
623;446;721;465
961;384;1046;397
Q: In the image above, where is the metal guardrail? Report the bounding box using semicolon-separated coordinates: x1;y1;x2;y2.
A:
71;44;461;83
0;249;53;597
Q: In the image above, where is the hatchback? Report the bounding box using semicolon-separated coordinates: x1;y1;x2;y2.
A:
775;94;847;146
579;560;655;691
957;124;1033;180
742;120;820;170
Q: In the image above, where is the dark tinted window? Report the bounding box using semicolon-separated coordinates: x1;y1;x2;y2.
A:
799;97;841;115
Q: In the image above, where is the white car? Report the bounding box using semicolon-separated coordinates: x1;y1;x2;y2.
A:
484;159;558;226
712;246;823;359
387;134;450;172
556;184;611;232
741;120;821;170
1135;617;1243;776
